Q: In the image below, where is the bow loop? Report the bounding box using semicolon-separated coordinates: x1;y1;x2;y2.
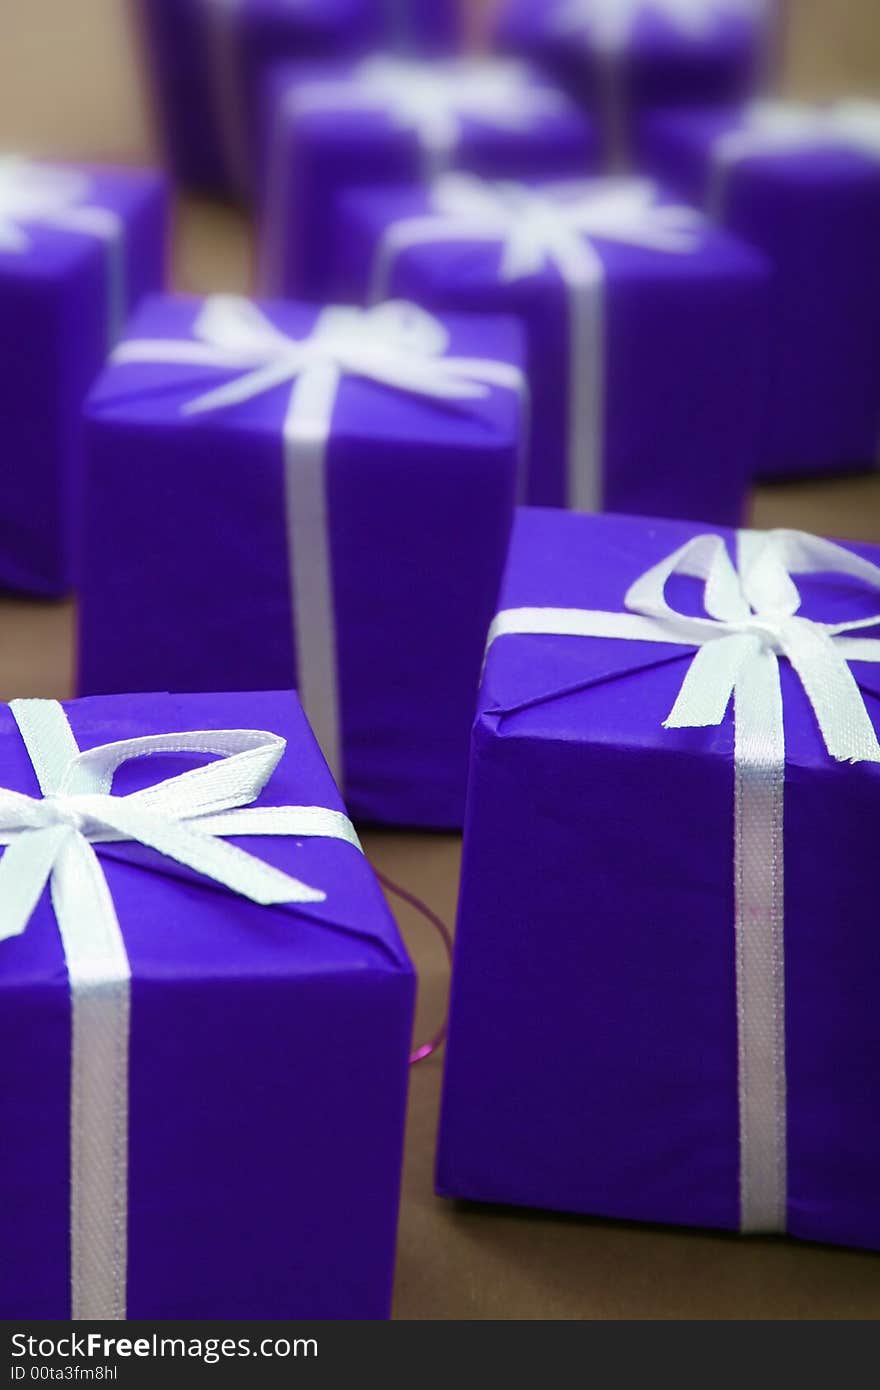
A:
431;173;702;280
621;529;880;758
193;294;299;364
312;299;450;368
58;727;286;805
625;532;751;633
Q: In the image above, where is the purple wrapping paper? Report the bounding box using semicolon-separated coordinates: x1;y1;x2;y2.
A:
257;59;601;299
78;295;525;829
333;181;769;524
637;107;880;478
494;0;770;159
0;164;167;597
438;506;880;1251
0;689;415;1318
134;0;387;196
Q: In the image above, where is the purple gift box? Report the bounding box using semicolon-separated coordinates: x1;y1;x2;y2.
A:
493;0;775;163
0;159;167;596
438;505;880;1251
133;0;387;197
638;101;880;479
0;688;414;1318
78;294;526;830
256;54;601;299
334;174;769;524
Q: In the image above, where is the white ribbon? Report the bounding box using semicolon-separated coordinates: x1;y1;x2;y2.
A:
487;527;880;1232
290;56;564;172
112;296;525;787
0;156;125;345
553;0;767;164
554;0;763;53
0;697;363;1319
709;99;880;217
372;174;701;512
259;53;564;294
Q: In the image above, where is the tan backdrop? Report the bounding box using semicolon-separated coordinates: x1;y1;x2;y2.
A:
1;0;880;1320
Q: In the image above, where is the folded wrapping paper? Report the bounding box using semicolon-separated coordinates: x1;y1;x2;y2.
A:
134;0;389;197
79;295;526;829
495;0;774;165
0;689;415;1319
336;173;769;521
638;100;880;479
0;158;167;596
257;54;601;298
438;507;880;1249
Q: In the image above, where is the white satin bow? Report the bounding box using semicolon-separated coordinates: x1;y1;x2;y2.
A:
291;55;564;157
0;155;119;252
715;98;880;165
554;0;763;51
427;173;702;280
0;698;365;944
490;528;880;763
624;529;880;762
113;295;516;412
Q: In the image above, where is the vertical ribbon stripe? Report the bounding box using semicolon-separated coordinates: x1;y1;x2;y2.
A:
562;247;606;513
13;699;131;1321
59;837;131;1321
284;360;345;786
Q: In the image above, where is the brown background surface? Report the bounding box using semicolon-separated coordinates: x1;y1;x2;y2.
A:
2;0;880;1319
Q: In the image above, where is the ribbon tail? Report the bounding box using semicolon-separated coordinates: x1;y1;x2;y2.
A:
664;634;754;729
784;626;880;764
182;360;300;415
83;800;328;906
192;805;363;853
0;825;68;940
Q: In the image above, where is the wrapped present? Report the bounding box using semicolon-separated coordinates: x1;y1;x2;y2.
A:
336;173;769;522
0;689;414;1318
494;0;776;164
257;54;601;298
638;100;880;479
0;158;167;596
79;295;526;829
133;0;387;198
438;506;880;1250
